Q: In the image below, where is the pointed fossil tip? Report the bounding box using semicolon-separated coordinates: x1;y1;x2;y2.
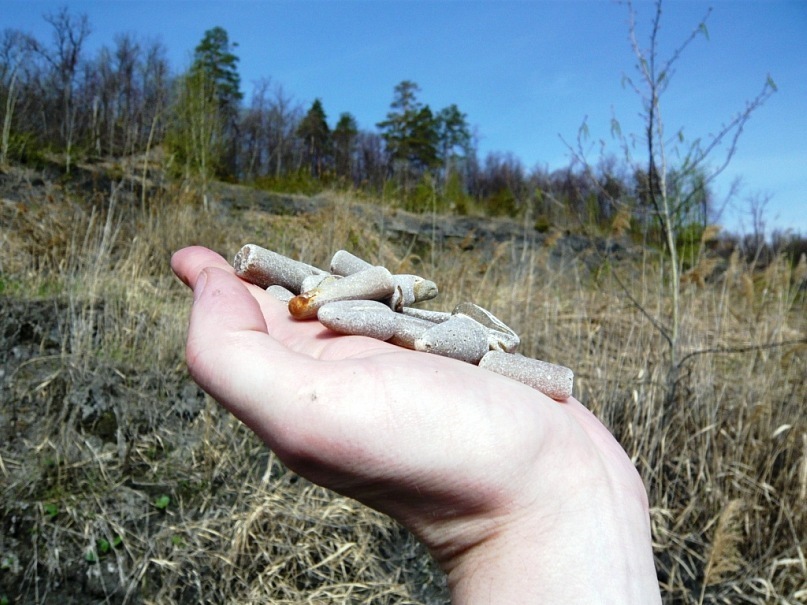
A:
288;293;318;319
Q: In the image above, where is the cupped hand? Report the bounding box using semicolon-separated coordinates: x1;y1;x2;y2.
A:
171;245;661;604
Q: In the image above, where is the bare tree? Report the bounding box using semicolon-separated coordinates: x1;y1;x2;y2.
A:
139;39;169;142
627;0;774;371
571;0;776;404
137;39;169;207
40;7;91;172
266;83;302;178
109;33;141;156
240;78;272;180
0;29;36;165
740;190;775;268
354;130;387;191
166;66;223;209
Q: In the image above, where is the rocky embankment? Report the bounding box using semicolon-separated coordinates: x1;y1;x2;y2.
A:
213;181;632;271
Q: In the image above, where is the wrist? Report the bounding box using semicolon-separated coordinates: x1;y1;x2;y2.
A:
440;468;661;603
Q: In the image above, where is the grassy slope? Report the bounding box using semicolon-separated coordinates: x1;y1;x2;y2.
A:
1;165;805;604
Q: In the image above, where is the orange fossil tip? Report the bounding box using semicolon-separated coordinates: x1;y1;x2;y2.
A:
288;294;316;319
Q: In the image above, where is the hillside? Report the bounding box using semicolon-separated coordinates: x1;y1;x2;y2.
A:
1;163;805;604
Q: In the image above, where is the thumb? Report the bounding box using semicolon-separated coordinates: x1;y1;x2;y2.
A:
184;266;308;444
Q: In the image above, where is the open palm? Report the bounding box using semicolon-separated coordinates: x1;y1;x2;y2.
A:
172;245;660;603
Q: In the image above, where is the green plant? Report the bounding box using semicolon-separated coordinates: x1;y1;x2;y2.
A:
443;170;472;214
84;535;124;564
404;173;438;214
0;275;15;295
42;502;59;520
533;215;551;233
252;170;324;195
154;494;171;510
97;535;123;555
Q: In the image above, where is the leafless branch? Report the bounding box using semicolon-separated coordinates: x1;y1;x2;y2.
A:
678;338;807;368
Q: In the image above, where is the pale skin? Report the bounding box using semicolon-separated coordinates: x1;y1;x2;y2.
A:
171;245;662;604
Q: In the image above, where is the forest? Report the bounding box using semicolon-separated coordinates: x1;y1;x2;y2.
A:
4;6;800;255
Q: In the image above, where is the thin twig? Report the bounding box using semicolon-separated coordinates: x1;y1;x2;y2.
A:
678;338;807;368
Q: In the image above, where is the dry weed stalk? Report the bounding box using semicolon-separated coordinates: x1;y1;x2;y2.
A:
681;256;722;288
700;498;746;601
610;206;632;238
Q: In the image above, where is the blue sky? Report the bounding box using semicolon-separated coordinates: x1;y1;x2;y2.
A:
4;0;805;235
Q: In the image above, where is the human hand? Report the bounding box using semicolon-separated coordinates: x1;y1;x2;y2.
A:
171;245;661;604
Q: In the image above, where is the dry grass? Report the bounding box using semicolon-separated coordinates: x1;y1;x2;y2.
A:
1;166;805;603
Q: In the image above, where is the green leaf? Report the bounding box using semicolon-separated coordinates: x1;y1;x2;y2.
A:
766;74;778;92
154;495;170;510
610;118;622;139
699;22;710;40
43;503;59;519
620;74;633;90
579;120;590;141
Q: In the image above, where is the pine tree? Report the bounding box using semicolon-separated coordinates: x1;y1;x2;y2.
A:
192;27;242;115
297;99;330;178
436;103;472;179
377;80;439;182
333;112;358;182
191;26;242;176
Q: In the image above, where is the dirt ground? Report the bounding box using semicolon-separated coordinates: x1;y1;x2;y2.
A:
0;294;450;604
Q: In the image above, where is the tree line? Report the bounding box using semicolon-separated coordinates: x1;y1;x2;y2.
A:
1;8;764;240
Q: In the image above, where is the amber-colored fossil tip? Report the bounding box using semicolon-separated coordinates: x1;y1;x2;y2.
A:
288;294;316;319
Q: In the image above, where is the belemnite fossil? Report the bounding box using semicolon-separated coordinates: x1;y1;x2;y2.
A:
234;244;573;401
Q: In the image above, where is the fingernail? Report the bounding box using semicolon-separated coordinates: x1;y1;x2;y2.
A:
193;269;208;302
